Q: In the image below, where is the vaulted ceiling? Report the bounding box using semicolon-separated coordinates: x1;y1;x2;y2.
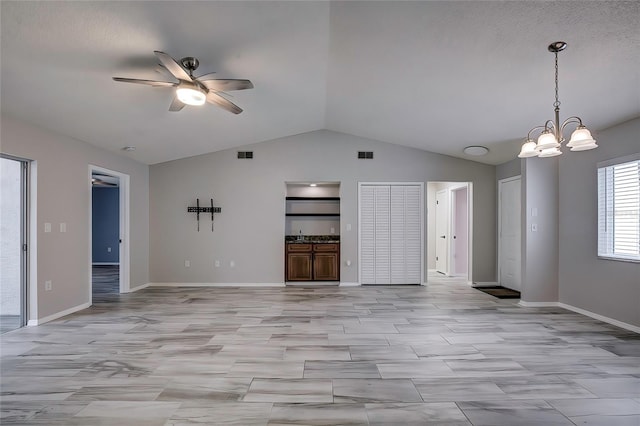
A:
2;1;638;165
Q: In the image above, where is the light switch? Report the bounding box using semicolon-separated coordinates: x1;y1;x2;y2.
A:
44;223;51;233
531;207;538;217
184;260;191;267
330;227;335;234
60;223;67;233
346;224;352;231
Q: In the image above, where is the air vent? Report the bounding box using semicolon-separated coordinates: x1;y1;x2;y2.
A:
237;151;253;159
358;151;374;159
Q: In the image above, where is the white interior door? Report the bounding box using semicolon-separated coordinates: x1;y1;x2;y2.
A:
435;189;449;275
499;177;521;291
452;186;468;277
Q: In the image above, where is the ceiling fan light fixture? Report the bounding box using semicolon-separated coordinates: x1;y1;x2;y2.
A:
176;84;206;106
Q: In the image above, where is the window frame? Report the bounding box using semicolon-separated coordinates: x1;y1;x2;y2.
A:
597;152;640;263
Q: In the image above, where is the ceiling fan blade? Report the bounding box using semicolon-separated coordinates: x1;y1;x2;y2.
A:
92;179;118;187
200;78;254;92
154;51;192;82
206;91;243;114
168;96;186;112
113;77;176;87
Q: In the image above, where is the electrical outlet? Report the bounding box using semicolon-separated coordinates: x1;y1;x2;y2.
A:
44;223;51;233
45;280;52;291
215;260;220;267
531;224;538;232
184;260;191;267
346;260;352;266
346;224;352;231
59;223;67;233
107;247;112;253
330;227;335;234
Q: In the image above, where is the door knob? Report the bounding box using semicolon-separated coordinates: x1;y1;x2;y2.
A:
440;235;446;239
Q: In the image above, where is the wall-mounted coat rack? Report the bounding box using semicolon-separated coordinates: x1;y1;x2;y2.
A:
187;198;222;231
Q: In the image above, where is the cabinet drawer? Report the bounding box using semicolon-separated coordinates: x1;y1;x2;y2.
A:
287;243;312;252
313;243;338;252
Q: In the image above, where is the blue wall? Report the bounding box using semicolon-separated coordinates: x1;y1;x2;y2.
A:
92;187;119;263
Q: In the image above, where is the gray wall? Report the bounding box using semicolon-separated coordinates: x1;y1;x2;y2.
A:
150;130;496;284
558;117;640;327
522;156;559;303
0;115;149;321
496;158;521;181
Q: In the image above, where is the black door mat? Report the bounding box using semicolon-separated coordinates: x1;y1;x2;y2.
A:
474;286;521;299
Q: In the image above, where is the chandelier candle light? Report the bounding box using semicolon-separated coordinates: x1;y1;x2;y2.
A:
518;42;597;158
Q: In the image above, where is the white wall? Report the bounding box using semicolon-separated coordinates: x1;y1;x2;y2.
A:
558;117;640;327
150;130;496;284
0;115;149;321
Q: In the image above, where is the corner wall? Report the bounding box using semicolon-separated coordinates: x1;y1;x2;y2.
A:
0;115;149;321
149;130;496;284
558;117;640;327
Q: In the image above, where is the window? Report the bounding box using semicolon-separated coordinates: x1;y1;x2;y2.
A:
597;153;640;262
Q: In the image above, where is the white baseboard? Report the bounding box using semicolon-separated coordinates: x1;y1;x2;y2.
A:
558;302;640;334
472;282;499;288
148;282;286;288
518;300;640;334
125;283;149;293
518;301;559;308
27;302;91;326
340;282;360;287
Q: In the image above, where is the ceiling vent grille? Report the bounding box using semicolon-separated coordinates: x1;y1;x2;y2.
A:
358;151;374;159
237;151;254;159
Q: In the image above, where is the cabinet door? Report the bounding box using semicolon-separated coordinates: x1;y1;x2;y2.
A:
314;252;339;281
287;253;313;281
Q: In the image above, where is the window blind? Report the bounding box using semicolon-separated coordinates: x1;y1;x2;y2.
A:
598;155;640;261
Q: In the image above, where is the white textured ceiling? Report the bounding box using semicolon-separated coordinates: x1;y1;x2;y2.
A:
2;1;638;165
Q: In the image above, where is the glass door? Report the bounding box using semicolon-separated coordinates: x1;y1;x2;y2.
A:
1;156;27;333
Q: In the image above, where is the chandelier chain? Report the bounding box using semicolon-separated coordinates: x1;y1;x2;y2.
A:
554;52;560;108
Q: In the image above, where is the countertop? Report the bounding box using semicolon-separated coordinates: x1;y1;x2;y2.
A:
285;235;340;244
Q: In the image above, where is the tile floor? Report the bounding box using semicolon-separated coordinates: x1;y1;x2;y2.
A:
1;274;639;425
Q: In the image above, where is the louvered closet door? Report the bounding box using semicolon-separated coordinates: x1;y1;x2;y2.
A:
374;186;391;283
360;186;376;284
360;184;422;285
391;185;422;284
403;185;422;284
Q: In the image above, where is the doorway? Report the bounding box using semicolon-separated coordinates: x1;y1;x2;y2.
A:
1;156;28;333
428;182;472;283
498;176;521;291
89;166;130;302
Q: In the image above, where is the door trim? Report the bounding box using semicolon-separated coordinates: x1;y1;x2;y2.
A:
498;175;522;291
89;165;130;301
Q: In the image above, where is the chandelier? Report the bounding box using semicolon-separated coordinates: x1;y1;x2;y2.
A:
518;41;597;158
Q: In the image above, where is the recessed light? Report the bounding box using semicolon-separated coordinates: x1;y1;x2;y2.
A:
463;146;489;156
309;183;317;187
122;146;136;152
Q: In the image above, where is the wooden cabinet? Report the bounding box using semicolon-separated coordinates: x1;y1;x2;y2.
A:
286;243;339;282
286;244;313;281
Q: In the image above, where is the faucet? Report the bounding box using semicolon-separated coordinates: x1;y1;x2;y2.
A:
298;230;303;241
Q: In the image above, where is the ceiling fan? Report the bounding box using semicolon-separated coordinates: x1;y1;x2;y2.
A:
113;51;254;114
92;173;119;187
